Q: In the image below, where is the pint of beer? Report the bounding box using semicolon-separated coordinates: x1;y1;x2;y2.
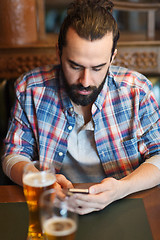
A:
40;189;78;240
23;161;56;240
43;217;77;240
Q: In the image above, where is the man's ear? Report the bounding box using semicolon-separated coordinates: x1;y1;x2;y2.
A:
110;49;117;64
56;43;60;64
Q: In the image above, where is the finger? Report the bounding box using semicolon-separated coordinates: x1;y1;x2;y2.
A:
53;182;62;190
68;204;99;215
75;206;100;215
73;192;100;203
89;182;106;194
56;174;73;188
73;194;107;210
89;178;113;194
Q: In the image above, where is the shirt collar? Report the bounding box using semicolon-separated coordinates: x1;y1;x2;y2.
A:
93;66;118;111
59;69;73;113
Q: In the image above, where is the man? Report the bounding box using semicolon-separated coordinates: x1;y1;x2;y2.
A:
2;0;160;215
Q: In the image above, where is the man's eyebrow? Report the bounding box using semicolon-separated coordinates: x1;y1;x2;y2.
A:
92;63;107;68
68;59;84;68
68;59;107;68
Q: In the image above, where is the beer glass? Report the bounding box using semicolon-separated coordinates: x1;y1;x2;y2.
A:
23;161;56;240
40;189;78;240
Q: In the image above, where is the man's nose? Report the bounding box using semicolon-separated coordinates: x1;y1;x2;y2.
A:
79;68;91;87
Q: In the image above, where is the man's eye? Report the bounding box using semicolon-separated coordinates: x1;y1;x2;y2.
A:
70;65;80;70
92;67;101;72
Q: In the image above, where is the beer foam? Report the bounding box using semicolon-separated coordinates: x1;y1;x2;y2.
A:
23;172;56;187
44;217;77;237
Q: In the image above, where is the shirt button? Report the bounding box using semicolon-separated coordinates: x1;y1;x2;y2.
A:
68;126;73;131
102;151;105;157
59;152;63;157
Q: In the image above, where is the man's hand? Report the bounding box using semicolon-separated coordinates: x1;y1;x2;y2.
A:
69;162;160;215
70;177;122;215
55;174;74;190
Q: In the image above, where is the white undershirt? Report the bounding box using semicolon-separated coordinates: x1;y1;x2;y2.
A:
60;113;106;183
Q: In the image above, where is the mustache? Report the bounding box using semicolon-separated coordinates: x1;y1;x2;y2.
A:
71;84;96;91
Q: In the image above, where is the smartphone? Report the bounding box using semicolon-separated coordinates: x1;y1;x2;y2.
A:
68;188;89;194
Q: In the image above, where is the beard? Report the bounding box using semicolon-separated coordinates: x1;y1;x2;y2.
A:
62;69;109;106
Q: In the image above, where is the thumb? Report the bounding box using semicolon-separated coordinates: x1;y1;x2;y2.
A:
89;182;104;194
89;178;113;194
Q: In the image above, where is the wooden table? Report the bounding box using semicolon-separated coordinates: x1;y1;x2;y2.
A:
0;185;160;240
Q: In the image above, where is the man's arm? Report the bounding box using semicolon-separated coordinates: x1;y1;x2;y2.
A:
2;154;31;186
2;154;73;188
10;161;31;186
71;155;160;215
10;161;74;189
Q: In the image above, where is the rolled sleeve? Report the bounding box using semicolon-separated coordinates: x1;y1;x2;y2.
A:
2;154;31;179
3;77;38;160
138;86;160;159
143;155;160;170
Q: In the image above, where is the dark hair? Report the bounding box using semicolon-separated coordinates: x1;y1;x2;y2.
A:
58;0;119;57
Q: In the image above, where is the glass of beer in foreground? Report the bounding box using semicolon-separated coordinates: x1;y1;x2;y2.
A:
40;189;78;240
23;161;56;240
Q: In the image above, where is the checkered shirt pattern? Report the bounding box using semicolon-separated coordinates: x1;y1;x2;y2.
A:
3;64;160;179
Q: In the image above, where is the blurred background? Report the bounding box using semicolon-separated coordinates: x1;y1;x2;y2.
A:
45;0;160;35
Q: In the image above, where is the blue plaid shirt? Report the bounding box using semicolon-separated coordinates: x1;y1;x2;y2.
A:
4;64;160;179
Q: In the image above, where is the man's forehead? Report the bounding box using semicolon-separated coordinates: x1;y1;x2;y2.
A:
66;27;113;44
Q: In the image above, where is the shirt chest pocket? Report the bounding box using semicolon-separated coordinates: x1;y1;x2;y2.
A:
121;138;139;160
